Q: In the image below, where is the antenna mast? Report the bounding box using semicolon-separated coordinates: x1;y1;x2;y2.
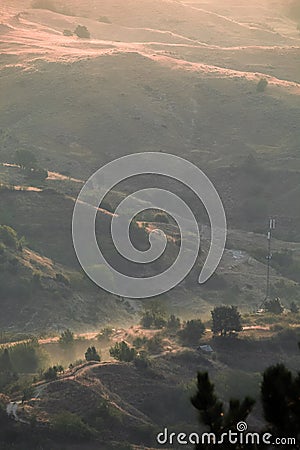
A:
259;218;276;310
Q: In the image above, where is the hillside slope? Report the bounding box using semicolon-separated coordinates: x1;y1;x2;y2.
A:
0;0;299;331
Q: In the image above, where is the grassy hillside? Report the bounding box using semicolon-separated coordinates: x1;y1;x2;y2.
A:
1;321;299;449
1;1;300;449
0;214;138;332
0;0;299;330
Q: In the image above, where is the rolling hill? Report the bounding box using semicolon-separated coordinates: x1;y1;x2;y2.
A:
0;0;299;329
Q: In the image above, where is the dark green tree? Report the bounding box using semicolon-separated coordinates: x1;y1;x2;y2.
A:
59;329;74;346
191;372;255;449
264;298;284;315
140;311;153;328
261;364;300;444
211;306;242;336
44;366;59;381
85;346;101;362
109;341;136;362
178;319;205;346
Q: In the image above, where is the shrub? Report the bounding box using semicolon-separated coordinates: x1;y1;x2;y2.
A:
140;300;167;329
74;25;90;39
63;29;73;36
146;335;163;353
69;359;84;369
166;314;181;331
109;341;136;362
97;327;113;342
55;273;70;286
134;352;150;369
132;336;148;349
264;298;284;315
178;319;205;345
44;366;59;380
256;78;268;92
97;16;111;24
26;167;48;182
270;324;284;332
59;329;74;346
140;311;153;328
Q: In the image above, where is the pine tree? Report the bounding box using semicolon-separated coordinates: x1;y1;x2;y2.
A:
85;347;101;362
59;329;74;346
261;364;300;445
191;372;254;449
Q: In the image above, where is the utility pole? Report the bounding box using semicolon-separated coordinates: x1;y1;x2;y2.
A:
265;218;276;301
259;218;276;311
